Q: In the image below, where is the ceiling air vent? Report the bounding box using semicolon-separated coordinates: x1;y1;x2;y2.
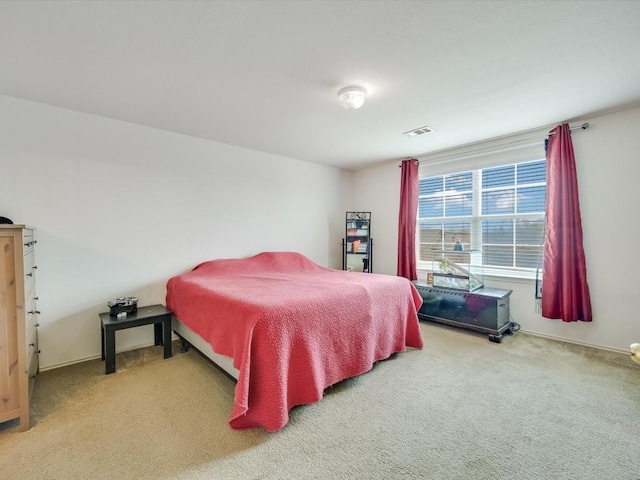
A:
404;126;435;137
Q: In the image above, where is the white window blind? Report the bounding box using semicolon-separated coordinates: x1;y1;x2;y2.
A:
416;129;548;277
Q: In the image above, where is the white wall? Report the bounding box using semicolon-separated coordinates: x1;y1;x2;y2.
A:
0;95;351;369
352;106;640;353
3;94;637;366
350;165;400;275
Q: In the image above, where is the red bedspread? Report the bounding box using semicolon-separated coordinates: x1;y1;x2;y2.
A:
166;251;423;431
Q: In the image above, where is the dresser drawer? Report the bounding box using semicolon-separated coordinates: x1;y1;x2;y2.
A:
27;328;39;377
26;319;38;352
24;250;36;297
28;351;39;380
26;294;38;324
28;351;39;397
23;242;34;256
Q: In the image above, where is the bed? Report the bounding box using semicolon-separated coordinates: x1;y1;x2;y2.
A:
165;251;423;431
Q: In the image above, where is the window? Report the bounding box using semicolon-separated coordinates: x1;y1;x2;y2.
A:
418;159;546;276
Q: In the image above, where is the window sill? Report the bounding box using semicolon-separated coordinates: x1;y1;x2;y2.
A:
417;267;537;283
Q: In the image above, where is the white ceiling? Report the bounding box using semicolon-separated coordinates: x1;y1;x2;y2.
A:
1;1;640;170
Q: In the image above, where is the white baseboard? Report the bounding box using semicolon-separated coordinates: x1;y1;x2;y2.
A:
40;330;631;372
519;329;629;356
39;334;180;372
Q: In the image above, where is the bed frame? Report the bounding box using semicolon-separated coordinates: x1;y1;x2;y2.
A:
172;316;239;380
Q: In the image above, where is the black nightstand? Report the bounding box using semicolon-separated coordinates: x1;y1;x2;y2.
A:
99;304;172;374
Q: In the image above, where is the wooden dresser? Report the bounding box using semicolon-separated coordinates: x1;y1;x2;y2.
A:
0;225;39;431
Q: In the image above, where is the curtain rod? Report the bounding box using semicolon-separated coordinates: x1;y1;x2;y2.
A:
398;122;590;167
398;158;420;166
550;122;590;136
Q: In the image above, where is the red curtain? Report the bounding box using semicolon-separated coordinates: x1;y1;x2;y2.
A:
397;159;419;280
542;124;592;322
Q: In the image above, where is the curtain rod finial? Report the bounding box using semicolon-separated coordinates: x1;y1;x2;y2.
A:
398;158;420;167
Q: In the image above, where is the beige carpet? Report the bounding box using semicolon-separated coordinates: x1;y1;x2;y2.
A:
0;322;638;480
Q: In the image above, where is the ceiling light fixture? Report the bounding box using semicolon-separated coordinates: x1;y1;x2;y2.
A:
338;86;367;110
